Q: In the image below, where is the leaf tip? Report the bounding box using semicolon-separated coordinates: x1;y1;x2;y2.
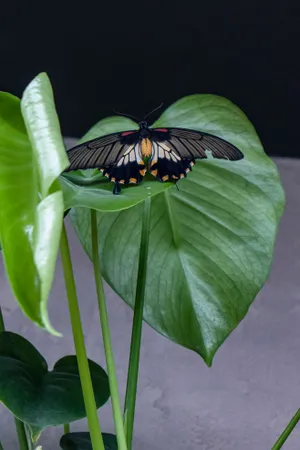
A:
204;356;214;368
197;347;214;367
41;312;63;338
22;72;50;99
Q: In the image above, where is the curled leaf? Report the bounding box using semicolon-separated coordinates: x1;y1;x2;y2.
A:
0;73;69;333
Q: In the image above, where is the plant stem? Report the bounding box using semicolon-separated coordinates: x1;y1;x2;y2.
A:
0;307;30;450
64;424;70;434
272;408;300;449
91;209;127;450
60;223;105;450
124;197;151;450
24;425;33;450
0;441;3;450
0;306;4;330
15;421;30;450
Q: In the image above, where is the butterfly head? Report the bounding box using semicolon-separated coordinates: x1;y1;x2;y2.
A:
139;120;148;129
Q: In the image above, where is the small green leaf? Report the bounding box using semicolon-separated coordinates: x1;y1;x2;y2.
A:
60;432;117;450
0;332;110;441
70;94;285;364
0;73;69;333
59;115;174;212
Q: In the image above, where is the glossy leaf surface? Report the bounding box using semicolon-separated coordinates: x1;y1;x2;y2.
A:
70;95;285;364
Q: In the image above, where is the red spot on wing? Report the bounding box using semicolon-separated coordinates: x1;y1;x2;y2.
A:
121;131;135;136
154;128;168;132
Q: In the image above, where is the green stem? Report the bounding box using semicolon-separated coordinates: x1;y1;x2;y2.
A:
60;224;105;450
24;425;33;450
124;198;151;450
0;441;3;450
15;421;30;450
0;307;29;450
91;209;127;450
272;408;300;449
64;424;70;434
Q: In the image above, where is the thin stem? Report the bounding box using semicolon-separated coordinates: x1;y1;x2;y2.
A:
0;307;29;450
64;424;70;434
91;209;127;450
60;224;105;450
272;408;300;449
0;306;4;330
24;426;33;450
14;421;30;450
124;197;151;450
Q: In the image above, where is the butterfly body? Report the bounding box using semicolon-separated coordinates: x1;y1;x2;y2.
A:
65;120;244;194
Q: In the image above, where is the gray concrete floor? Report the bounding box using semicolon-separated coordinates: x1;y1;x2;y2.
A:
0;156;300;450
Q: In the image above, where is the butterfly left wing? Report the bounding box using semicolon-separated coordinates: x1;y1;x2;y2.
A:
65;130;146;188
149;127;244;182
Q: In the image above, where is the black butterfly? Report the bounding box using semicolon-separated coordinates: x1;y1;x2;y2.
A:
65;119;244;195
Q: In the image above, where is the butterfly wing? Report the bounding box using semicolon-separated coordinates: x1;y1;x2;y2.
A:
149;140;193;182
149;127;244;182
65;130;146;184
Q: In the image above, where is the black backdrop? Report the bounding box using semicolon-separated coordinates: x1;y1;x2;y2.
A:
1;0;299;157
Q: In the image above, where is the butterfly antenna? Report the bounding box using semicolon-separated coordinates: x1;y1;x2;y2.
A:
143;102;164;121
113;109;140;122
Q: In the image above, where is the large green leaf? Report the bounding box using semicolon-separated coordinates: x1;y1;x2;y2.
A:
70;94;285;364
60;432;117;450
0;73;69;333
0;92;40;323
60;116;174;212
0;332;110;442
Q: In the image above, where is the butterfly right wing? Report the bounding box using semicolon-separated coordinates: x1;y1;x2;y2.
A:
148;127;243;182
65;130;145;184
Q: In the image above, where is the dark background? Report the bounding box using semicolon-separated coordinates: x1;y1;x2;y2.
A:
1;1;299;157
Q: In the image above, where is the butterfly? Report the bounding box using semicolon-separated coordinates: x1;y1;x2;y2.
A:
65;115;244;195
